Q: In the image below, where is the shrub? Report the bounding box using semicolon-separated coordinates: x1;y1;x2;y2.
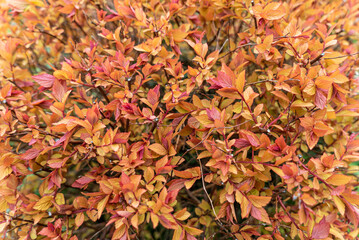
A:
1;0;359;239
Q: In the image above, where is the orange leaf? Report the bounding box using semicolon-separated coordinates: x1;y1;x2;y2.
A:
34;196;54;211
32;74;56;88
326;174;352;186
148;143;168;155
248;195;271;208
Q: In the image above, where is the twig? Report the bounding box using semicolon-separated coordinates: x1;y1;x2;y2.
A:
266;95;295;129
237;91;258;124
244;78;300;87
297;159;333;190
198;158;221;224
90;223;112;240
218;43;255;60
277;196;306;237
310;52;324;65
185;188;201;204
34;29;66;45
97;86;110;104
9;64;25;92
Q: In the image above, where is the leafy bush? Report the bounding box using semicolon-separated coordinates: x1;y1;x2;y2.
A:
1;0;359;239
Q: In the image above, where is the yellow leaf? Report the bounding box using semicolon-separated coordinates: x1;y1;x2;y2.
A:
173;227;183;240
151;213;159;228
291;100;314;108
184;179;196;189
330;227;345;240
144;167;155;183
55;193;65;205
75;212;84;227
301;193;317;206
28;0;44;7
333;196;345;215
324;52;347;65
235;70;246;94
53;70;68;80
0;166;12;181
172;29;188;43
248;195;271;208
183;225;203;236
336;110;359;117
326;174;352;186
97;195;109;219
131;213;139;229
331;71;349;83
34;196;54;211
174;208;191;221
148;143;167;155
237;192;251;218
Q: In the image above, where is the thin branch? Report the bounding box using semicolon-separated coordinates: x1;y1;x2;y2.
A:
90;223;112;240
97;86;110;104
237;91;258;124
266;95;295;129
277;196;306;237
218;43;255;60
310;52;325;65
198;157;222;224
34;28;66;45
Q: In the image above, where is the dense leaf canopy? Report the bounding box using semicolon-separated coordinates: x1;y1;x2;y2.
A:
1;0;359;239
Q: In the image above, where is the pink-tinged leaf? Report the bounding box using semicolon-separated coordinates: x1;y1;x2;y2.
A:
165;189;180;204
86;106;99;125
50;170;62;188
31;99;53;108
314;89;327;109
206;107;221;121
250;206;262;221
147;85;160;105
168;179;186;191
114;132;131;144
345;201;359;227
32;74;56;88
52;79;66;101
312;218;330;239
246;134;260;147
48;160;63;169
240;130;260;147
71;176;94;188
21;148;41;161
234;139;251;149
115;211;133;218
38;226;54;237
217;71;233;88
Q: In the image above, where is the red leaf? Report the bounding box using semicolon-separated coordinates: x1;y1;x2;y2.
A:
21;148;41;161
168;179;186;191
32;74;56;88
206;107;221;121
311;218;330;239
71;176;94;188
234;139;251;149
147;85;160;105
165;189;180;204
314;89;327;109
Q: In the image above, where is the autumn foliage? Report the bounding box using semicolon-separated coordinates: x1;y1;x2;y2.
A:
1;0;359;239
